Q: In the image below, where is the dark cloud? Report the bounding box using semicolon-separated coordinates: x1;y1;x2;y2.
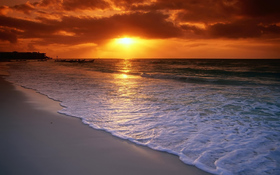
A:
131;0;280;29
175;9;229;24
261;24;280;35
130;0;237;16
112;0;146;9
151;0;280;39
45;11;182;44
181;20;280;39
0;15;57;38
39;0;61;7
174;1;237;23
108;12;183;38
11;2;35;14
38;0;110;11
0;11;182;45
238;0;280;18
207;20;263;38
130;0;194;10
0;28;18;43
0;0;280;46
171;0;280;23
62;0;110;11
180;24;205;36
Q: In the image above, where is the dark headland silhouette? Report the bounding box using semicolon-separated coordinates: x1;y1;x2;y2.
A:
0;51;94;63
0;51;51;61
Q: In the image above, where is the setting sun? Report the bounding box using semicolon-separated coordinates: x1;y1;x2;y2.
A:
116;37;134;45
98;37;159;58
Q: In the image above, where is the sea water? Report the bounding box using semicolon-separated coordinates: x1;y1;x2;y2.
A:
5;59;280;175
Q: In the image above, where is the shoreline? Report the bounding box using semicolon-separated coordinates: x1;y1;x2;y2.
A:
0;76;211;175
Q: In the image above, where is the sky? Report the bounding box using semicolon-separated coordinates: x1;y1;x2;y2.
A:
0;0;279;58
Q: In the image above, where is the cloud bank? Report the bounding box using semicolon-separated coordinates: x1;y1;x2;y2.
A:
0;0;279;57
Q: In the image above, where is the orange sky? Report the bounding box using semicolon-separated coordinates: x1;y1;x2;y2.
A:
0;0;279;58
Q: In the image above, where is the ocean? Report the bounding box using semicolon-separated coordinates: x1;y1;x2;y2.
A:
5;59;280;175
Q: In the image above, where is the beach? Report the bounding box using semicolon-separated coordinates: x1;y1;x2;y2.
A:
0;76;211;175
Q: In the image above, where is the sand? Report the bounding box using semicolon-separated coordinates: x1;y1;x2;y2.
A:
0;76;212;175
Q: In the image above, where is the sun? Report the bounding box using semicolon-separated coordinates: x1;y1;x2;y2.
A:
116;37;134;45
100;36;156;58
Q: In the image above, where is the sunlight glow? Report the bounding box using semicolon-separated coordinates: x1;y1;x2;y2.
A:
116;37;134;45
121;74;128;78
97;37;159;58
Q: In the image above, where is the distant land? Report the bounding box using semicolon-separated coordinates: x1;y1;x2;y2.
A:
0;52;51;61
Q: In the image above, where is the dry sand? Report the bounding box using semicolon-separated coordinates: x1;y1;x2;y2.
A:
0;76;212;175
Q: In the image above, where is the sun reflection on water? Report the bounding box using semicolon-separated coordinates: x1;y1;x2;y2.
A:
121;74;128;79
108;59;143;122
120;59;132;74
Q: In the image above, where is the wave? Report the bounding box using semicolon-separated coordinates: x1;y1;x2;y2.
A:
175;67;280;78
140;72;280;86
62;62;279;86
69;59;280;86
